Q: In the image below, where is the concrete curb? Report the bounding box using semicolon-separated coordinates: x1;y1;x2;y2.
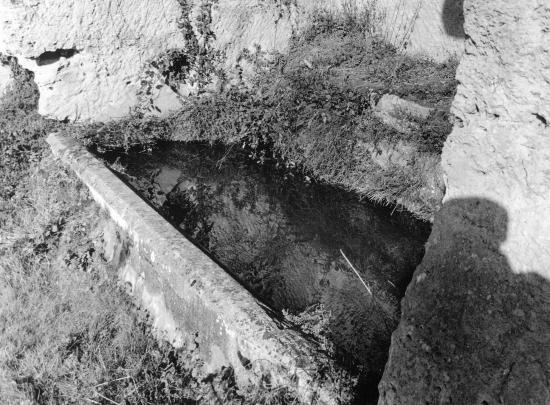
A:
47;133;351;404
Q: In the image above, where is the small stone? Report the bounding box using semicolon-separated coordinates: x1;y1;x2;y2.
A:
416;273;427;283
512;309;525;318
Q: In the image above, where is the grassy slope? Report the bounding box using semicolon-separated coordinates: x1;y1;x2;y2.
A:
45;9;456;221
0;62;297;405
167;10;457;220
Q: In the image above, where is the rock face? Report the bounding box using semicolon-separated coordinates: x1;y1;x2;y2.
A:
0;0;187;121
378;0;465;62
379;0;550;403
214;0;465;82
0;0;463;122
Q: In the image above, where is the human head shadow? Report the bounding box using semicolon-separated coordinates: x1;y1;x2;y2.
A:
388;197;550;404
442;0;465;38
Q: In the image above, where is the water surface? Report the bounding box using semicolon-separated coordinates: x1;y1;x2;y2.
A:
101;142;429;386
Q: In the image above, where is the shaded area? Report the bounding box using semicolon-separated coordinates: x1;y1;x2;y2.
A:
442;0;465;38
33;49;80;66
100;142;431;401
379;198;550;404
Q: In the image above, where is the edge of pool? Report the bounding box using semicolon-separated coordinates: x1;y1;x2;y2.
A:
46;133;353;405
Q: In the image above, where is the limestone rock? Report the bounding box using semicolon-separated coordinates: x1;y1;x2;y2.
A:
379;0;550;403
210;0;295;84
0;0;186;121
0;0;463;121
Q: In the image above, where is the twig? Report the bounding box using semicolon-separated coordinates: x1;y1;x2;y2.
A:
84;399;101;405
340;249;372;295
94;376;131;388
96;393;120;405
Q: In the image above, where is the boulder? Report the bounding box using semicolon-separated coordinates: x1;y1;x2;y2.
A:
374;94;435;134
379;0;550;403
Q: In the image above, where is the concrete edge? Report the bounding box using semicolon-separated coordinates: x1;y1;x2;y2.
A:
46;133;351;404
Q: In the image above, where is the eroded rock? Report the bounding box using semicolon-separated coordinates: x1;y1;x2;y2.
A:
0;0;186;121
379;1;550;403
0;0;463;122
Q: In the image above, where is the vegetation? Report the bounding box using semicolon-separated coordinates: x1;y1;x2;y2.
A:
45;4;456;219
166;8;456;218
0;60;298;404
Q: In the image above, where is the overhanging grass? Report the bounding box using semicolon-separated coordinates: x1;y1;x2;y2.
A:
41;7;456;221
164;11;455;219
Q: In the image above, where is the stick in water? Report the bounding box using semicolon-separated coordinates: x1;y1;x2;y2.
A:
340;249;372;296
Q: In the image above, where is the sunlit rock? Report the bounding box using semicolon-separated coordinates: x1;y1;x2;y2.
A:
0;0;186;121
379;1;550;403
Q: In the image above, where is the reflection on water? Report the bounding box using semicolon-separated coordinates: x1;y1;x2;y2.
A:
102;142;429;384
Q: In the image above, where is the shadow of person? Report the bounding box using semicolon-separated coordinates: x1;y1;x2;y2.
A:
442;0;465;38
379;198;550;405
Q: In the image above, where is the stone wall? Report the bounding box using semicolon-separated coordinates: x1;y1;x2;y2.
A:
378;0;550;403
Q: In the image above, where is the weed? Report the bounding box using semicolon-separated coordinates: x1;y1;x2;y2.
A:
65;114;172;152
283;304;335;356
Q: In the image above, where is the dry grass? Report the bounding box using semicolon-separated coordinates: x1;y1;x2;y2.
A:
0;142;206;403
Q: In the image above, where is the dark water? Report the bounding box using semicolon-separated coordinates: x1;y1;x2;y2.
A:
101;142;430;393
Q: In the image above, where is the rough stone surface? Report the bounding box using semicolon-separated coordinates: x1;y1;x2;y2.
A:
0;0;462;121
213;0;464;83
209;0;294;84
379;0;550;403
47;133;353;405
0;0;186;121
378;0;465;61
